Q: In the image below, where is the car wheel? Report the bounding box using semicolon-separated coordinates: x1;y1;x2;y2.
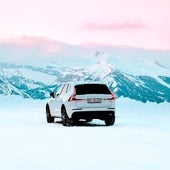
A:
105;115;115;126
46;105;54;123
61;106;70;126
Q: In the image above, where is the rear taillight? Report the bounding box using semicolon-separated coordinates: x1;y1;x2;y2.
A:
106;93;116;101
68;88;83;102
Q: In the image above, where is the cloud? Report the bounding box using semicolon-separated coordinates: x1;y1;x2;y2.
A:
80;21;147;31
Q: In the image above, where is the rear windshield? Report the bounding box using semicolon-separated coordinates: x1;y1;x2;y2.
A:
75;84;111;95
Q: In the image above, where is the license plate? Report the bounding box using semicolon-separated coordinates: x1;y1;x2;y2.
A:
87;98;101;103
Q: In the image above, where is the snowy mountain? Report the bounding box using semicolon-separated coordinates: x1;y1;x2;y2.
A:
0;58;170;103
0;37;170;103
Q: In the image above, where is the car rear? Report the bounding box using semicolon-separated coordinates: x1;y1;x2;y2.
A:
68;83;116;125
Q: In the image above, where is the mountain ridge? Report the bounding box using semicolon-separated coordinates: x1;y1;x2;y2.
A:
0;37;170;103
0;60;169;103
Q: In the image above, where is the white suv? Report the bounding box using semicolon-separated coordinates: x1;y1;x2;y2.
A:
46;82;116;126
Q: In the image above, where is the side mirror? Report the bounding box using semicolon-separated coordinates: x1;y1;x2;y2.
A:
50;92;55;98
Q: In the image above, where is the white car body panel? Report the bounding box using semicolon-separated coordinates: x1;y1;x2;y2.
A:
46;82;116;125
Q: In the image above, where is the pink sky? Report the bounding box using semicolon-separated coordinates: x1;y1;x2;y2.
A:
0;0;170;49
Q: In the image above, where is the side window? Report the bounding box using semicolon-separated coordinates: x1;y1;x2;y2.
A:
55;85;63;96
60;84;68;95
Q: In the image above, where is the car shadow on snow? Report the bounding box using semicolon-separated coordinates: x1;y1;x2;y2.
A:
54;120;106;127
74;121;106;127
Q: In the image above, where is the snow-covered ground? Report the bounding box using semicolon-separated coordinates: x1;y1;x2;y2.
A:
0;95;170;170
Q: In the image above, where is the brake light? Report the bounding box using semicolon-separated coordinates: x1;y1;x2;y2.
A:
68;88;83;102
106;93;116;101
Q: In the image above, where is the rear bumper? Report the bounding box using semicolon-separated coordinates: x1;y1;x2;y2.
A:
71;110;115;120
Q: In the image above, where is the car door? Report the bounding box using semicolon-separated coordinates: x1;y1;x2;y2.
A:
49;84;68;117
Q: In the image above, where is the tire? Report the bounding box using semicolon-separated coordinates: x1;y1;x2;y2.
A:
46;105;54;123
61;106;70;126
105;115;115;126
